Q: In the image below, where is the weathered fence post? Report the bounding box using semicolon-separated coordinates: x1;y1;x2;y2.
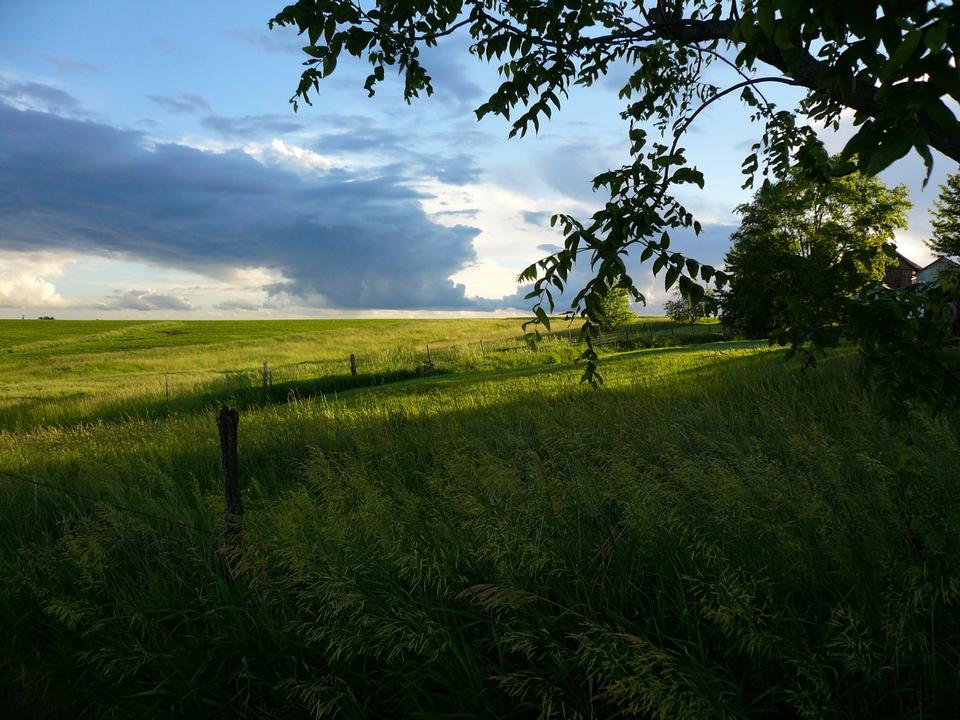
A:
349;353;358;377
426;344;432;363
479;339;485;356
164;372;170;401
217;406;243;548
262;360;269;389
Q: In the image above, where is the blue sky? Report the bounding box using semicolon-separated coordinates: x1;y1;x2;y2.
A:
0;1;955;319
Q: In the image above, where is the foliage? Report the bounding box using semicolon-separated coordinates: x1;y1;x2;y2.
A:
593;286;635;331
663;289;716;326
270;0;960;381
2;323;959;716
846;268;960;412
928;171;960;258
719;167;910;339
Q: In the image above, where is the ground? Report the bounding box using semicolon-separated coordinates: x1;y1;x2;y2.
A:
0;318;957;718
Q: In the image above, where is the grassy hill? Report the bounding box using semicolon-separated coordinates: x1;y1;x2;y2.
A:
0;319;957;717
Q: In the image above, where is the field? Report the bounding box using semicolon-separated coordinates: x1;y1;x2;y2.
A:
1;318;958;718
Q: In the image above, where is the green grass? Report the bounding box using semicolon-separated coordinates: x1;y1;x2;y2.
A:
0;319;957;718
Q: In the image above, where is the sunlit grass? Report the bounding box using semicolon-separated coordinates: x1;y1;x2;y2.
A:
1;319;955;717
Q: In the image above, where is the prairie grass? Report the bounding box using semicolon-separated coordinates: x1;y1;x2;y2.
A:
0;319;956;718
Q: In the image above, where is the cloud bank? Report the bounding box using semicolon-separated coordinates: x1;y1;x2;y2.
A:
0;99;494;311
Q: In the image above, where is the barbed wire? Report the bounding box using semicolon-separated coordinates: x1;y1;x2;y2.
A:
0;468;204;533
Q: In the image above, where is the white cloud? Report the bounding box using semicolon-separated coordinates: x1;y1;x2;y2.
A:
0;252;72;308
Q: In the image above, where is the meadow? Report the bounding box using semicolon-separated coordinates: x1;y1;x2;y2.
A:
0;318;957;718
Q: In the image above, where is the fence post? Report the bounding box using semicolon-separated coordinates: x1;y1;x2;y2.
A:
262;360;269;389
217;406;243;549
479;339;485;356
164;372;169;401
349;353;358;377
426;344;432;363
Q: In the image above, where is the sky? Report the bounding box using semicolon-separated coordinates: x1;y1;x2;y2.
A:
0;1;956;319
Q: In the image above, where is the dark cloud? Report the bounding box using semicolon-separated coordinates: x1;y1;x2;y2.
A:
147;92;211;115
523;211;552;226
94;290;195;312
201;113;307;139
0;79;85;115
0;100;492;311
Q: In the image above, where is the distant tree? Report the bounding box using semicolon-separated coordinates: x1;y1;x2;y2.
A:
593;287;635;332
719;168;910;339
663;290;716;327
928;172;960;258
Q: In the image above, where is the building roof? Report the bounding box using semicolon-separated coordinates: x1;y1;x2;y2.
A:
920;256;959;272
895;252;923;270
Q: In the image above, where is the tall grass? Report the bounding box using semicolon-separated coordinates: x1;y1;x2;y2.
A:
0;322;957;717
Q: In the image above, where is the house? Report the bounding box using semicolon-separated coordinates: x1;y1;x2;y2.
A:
883;252;922;289
917;256;959;285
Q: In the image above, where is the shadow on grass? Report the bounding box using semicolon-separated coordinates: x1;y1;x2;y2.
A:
0;366;451;433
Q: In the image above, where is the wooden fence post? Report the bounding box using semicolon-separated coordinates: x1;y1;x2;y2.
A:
479;339;485;356
164;372;169;401
426;344;432;363
217;406;243;547
349;353;358;377
262;360;269;389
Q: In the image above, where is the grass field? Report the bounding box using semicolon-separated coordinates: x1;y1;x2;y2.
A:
1;318;957;718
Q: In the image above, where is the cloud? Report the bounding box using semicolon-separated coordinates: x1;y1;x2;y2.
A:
201;113;308;139
536;243;562;253
417;38;486;109
224;27;302;56
0;98;493;311
94;290;195;312
40;55;99;74
429;152;482;185
0;78;85;116
539;141;614;202
214;299;261;312
147;92;211;114
0;252;72;308
523;211;552;226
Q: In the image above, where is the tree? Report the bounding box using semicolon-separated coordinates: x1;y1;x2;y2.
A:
719;168;910;338
928;172;960;258
270;0;959;381
593;287;635;332
663;290;716;326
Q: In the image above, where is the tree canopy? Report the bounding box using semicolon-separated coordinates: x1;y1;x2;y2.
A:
593;287;636;331
720;168;910;337
928;172;960;258
663;290;716;326
270;0;959;380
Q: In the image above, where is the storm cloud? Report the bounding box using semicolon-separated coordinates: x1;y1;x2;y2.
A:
0;101;491;311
